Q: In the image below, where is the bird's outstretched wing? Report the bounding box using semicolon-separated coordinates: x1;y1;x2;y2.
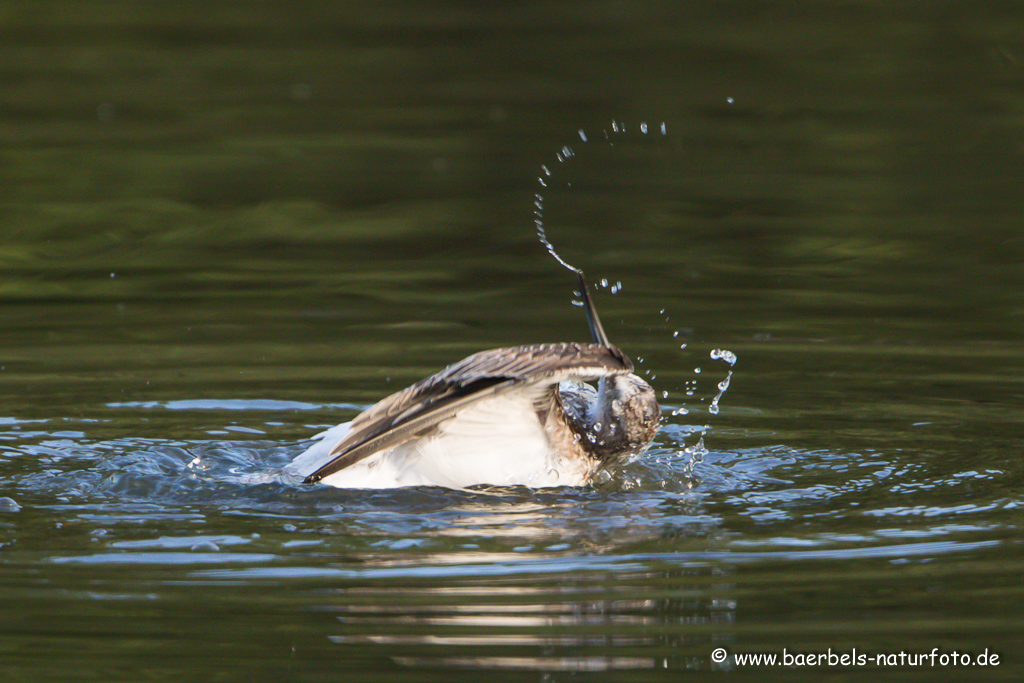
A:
303;342;633;483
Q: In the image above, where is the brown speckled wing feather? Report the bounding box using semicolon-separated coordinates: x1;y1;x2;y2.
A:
304;342;633;483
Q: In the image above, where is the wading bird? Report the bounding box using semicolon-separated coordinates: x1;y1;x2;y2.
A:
288;270;660;489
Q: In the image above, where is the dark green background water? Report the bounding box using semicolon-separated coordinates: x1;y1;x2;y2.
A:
1;2;1022;681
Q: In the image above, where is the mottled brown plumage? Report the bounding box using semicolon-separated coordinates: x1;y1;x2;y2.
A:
292;267;662;489
302;342;648;484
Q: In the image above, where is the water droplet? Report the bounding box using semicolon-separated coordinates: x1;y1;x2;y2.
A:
726;97;734;104
680;343;687;350
680;436;707;478
660;122;667;135
187;455;210;472
710;349;738;366
661;391;668;399
542;165;551;176
708;370;733;417
671;407;689;417
672;330;679;338
694;368;701;374
640;122;648;134
578;129;587;142
600;278;608;288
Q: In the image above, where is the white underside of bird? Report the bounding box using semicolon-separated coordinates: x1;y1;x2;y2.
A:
287;385;598;489
284;341;660;490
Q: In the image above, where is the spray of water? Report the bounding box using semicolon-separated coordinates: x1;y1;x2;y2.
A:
534;121;665;278
532;121;738;481
534;121;667;347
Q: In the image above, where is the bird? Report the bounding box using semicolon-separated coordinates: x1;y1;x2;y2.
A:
287;270;660;489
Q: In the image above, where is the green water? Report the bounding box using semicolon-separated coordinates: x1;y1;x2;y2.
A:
1;1;1022;681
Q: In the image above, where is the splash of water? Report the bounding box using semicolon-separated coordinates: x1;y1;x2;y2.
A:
665;343;740;469
707;348;737;416
534;120;668;348
680;436;708;479
532;122;741;483
708;371;733;416
534;120;667;279
710;349;738;366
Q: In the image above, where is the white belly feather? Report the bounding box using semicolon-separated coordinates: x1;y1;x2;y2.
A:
288;393;594;489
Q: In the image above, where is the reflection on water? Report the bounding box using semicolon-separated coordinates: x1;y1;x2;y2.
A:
322;567;730;672
2;391;1019;675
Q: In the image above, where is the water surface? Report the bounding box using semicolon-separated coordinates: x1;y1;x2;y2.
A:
2;1;1023;680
